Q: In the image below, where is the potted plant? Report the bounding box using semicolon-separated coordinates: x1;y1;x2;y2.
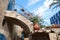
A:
30;15;44;31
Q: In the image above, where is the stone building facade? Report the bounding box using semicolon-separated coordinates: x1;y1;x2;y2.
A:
1;0;60;40
0;10;33;40
0;0;33;40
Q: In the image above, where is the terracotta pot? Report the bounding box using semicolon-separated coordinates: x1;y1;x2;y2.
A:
34;23;39;30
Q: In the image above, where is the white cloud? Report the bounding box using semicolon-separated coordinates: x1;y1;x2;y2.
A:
31;0;53;16
31;0;53;26
28;0;40;7
32;6;46;16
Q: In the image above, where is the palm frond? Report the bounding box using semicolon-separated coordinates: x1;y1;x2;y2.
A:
49;2;59;9
56;0;60;1
53;0;60;2
52;4;59;10
30;15;44;24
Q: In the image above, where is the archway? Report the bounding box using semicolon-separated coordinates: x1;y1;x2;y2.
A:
2;16;30;39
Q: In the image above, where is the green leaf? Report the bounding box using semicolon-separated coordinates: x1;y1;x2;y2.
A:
49;0;60;10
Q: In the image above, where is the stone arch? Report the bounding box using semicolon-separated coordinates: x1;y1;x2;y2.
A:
5;11;33;33
3;16;30;38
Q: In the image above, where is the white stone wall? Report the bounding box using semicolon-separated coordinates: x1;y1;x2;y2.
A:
49;33;57;40
0;0;9;27
52;28;60;33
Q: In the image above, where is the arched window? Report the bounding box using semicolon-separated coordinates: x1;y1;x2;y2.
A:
0;34;6;40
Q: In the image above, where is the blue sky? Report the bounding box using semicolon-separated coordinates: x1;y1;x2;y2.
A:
15;0;60;26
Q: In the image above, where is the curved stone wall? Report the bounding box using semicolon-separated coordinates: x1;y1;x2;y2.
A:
5;11;33;32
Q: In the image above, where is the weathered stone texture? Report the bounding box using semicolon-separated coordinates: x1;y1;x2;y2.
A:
49;33;57;40
0;0;9;27
52;28;60;33
0;0;9;10
0;0;11;40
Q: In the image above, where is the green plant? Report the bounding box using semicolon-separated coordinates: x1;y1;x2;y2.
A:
30;15;44;26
